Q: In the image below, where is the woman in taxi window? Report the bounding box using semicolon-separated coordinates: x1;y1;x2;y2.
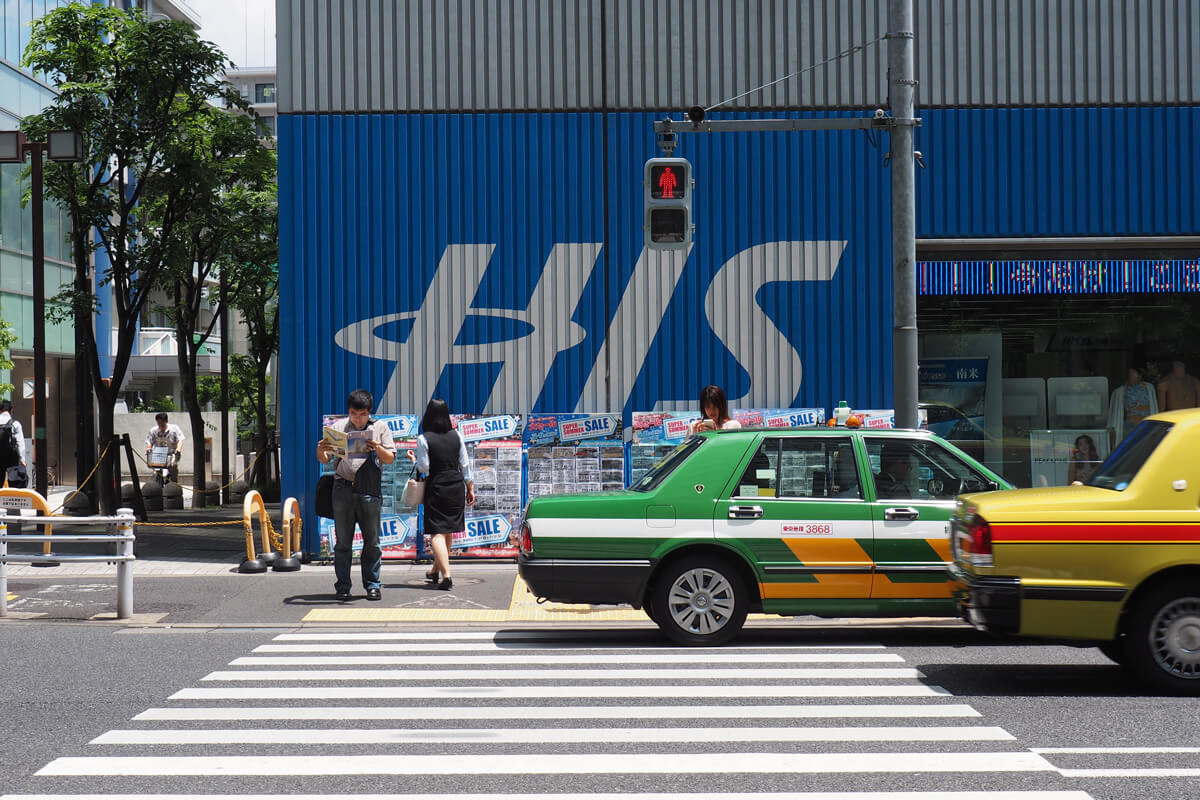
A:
1067;434;1101;485
689;385;742;434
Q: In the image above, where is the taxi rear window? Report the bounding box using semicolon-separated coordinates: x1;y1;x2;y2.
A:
1088;420;1172;491
630;437;703;492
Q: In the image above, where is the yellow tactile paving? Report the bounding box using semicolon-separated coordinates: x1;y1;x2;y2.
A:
303;575;650;623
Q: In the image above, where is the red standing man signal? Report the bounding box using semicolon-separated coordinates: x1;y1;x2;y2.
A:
657;166;678;198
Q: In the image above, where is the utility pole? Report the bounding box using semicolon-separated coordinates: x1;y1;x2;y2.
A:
888;0;919;429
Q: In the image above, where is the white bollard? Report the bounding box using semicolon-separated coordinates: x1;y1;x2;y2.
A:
116;507;135;620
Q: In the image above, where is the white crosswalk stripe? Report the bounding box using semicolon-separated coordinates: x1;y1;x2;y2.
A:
15;631;1099;799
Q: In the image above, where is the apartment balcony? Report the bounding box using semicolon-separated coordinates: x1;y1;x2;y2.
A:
119;327;222;381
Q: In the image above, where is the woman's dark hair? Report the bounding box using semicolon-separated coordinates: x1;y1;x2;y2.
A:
698;385;731;425
1074;434;1097;458
422;399;453;434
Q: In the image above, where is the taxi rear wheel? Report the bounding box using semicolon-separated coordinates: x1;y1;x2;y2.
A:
651;556;748;646
1125;580;1200;694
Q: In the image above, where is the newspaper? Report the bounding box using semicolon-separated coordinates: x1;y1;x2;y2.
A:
322;426;375;461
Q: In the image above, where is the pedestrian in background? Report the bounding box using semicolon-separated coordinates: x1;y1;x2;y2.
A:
316;389;396;601
408;399;475;591
145;412;186;482
689;385;742;434
0;400;27;488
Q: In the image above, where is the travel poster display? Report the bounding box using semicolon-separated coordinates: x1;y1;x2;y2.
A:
449;414;524;558
317;414;420;558
524;413;626;500
629;411;699;484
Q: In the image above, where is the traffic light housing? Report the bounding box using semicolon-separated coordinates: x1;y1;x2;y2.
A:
644;157;693;250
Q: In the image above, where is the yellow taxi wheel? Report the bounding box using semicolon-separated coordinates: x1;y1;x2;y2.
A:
1126;580;1200;695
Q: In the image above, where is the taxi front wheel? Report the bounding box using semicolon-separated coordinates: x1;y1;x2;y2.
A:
1125;580;1200;695
651;556;748;646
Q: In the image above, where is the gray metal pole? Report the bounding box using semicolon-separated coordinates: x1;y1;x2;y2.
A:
116;507;134;619
888;0;919;429
30;141;50;495
1;511;8;618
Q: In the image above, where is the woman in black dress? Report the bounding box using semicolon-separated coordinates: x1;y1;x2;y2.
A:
408;399;475;590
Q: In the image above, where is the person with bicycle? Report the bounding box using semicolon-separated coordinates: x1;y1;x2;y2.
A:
145;413;186;483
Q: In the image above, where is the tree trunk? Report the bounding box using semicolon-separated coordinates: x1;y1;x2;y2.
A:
96;397;117;515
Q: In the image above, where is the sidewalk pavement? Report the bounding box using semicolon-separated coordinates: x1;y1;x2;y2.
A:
2;500;965;633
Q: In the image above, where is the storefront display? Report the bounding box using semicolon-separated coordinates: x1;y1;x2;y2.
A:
452;414;524;557
524;413;625;499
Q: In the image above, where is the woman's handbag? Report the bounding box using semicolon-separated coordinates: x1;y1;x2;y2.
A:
403;467;425;506
315;474;335;519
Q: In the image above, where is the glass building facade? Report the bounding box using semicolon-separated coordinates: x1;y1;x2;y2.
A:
1;0;76;484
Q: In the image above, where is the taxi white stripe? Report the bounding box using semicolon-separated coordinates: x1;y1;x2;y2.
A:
36;751;1056;776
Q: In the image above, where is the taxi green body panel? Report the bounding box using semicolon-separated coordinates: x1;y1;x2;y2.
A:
521;426;1010;622
952;409;1200;642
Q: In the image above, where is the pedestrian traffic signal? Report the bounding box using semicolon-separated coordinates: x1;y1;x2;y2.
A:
644;157;692;250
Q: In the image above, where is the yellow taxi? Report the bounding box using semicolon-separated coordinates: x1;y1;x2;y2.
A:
950;409;1200;693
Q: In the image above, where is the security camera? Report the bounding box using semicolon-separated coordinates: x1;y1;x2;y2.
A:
873;108;886;119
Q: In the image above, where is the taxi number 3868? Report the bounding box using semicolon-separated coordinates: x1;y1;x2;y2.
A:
782;523;833;535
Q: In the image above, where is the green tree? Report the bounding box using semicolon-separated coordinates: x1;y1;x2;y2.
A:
0;317;16;399
22;4;233;512
147;106;275;506
224;186;279;491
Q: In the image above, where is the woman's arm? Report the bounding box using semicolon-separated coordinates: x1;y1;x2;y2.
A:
457;436;472;481
414;435;430;473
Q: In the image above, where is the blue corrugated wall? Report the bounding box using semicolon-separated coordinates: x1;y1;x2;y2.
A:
279;106;1199;552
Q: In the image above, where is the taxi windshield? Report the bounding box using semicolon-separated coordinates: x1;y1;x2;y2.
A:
630;437;703;492
1088;420;1173;491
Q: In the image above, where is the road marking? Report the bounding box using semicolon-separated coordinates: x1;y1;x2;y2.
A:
1034;746;1200;753
200;667;921;681
254;642;889;651
92;725;1015;745
0;792;1101;799
229;653;905;665
1056;768;1200;777
36;751;1057;776
135;703;981;721
171;683;951;700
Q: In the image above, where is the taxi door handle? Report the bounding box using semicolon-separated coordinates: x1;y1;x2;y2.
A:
728;505;764;519
885;507;920;521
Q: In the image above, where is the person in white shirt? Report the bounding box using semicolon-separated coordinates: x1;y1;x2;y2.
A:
145;412;186;482
688;385;743;435
0;400;27;488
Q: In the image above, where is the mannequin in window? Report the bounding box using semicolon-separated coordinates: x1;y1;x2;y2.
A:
1157;361;1200;411
1108;366;1158;446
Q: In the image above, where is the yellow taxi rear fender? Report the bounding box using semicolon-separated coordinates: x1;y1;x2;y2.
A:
1118;564;1200;635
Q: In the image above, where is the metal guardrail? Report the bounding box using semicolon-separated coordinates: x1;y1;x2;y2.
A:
0;507;136;620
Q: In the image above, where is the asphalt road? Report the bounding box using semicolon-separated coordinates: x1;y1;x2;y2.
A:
2;620;1199;799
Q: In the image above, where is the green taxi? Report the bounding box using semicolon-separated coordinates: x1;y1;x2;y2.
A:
518;426;1008;644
